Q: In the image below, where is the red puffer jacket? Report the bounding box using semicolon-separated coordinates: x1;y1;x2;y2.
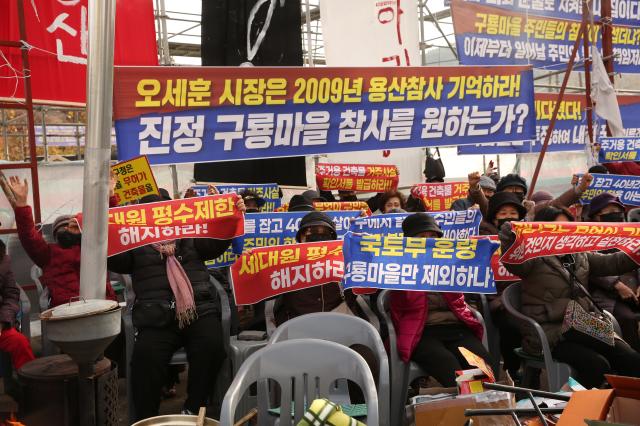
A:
390;291;483;363
15;206;116;307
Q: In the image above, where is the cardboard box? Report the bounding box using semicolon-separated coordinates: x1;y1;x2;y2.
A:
557;375;640;426
413;374;515;426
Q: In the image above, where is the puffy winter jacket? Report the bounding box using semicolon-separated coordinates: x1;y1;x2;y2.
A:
390;291;483;363
15;206;116;307
107;238;231;321
0;255;20;324
502;250;637;354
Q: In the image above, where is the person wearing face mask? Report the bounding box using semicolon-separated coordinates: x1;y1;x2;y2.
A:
1;176;116;307
477;191;527;378
273;211;357;326
390;213;493;387
500;208;640;389
480;191;526;236
586;193;640;351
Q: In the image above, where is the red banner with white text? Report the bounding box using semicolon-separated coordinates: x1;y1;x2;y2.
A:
231;241;344;305
0;0;157;104
411;182;470;211
501;222;640;265
315;163;399;192
82;194;244;256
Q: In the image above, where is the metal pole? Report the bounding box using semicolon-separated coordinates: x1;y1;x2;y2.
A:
528;21;586;198
582;0;595;149
424;3;458;60
305;0;314;66
418;1;427;65
79;0;116;300
601;0;615;136
41;108;49;163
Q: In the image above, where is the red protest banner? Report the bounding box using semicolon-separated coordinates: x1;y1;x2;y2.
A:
501;222;640;265
315;163;399;192
411;182;469;211
91;194;244;256
0;0;157;104
231;241;344;305
313;201;372;216
486;236;520;281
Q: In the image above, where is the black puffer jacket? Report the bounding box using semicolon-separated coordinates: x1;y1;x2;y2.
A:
108;238;231;319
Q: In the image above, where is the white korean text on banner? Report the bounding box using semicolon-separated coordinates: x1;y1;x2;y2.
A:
113;66;536;165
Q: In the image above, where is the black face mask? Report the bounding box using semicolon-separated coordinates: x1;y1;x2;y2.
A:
599;212;626;223
496;218;517;229
57;231;82;248
305;233;334;243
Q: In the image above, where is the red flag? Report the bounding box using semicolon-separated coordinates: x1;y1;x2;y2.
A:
0;0;158;104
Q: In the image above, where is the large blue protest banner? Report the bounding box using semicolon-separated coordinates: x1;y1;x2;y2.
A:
113;66;536;165
192;183;282;211
460;0;640;27
458;94;640;154
451;0;640;74
598;137;640;162
342;233;499;293
579;173;640;206
206;211;360;268
349;210;482;239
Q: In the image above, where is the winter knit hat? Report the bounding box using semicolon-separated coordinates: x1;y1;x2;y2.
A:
497;174;528;193
295;211;337;242
487;191;527;223
589;192;625;217
288;195;315;212
402;213;444;238
52;215;75;236
479;175;497;191
531;191;553;204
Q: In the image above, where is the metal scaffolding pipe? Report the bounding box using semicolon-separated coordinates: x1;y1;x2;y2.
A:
79;0;116;300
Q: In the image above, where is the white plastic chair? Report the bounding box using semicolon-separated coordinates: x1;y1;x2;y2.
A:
268;312;390;425
220;339;379;426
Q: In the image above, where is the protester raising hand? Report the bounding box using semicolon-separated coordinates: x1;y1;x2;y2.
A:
468;171;481;190
577;172;593;193
2;176;29;209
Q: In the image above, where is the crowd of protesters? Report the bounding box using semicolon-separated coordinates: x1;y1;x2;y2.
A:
1;156;640;422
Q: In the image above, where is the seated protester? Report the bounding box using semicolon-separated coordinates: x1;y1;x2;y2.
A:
525;174;593;221
451;175;496;211
240;190;265;213
480;191;526;236
378;190;407;214
288;194;315;212
587;193;640;352
1;177;116;307
589;164;609;174
337;190;358;202
0;240;34;370
274;212;357;325
107;192;245;420
390;213;493;387
479;191;527;377
500;210;640;389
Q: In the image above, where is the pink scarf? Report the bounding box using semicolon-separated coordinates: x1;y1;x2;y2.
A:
152;241;197;328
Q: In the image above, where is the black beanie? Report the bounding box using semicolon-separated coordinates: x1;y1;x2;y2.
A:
295;211;337;242
496;174;528;193
401;213;443;238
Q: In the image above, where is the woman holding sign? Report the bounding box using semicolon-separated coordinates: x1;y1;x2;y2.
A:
390;213;494;387
108;190;246;421
500;210;640;389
